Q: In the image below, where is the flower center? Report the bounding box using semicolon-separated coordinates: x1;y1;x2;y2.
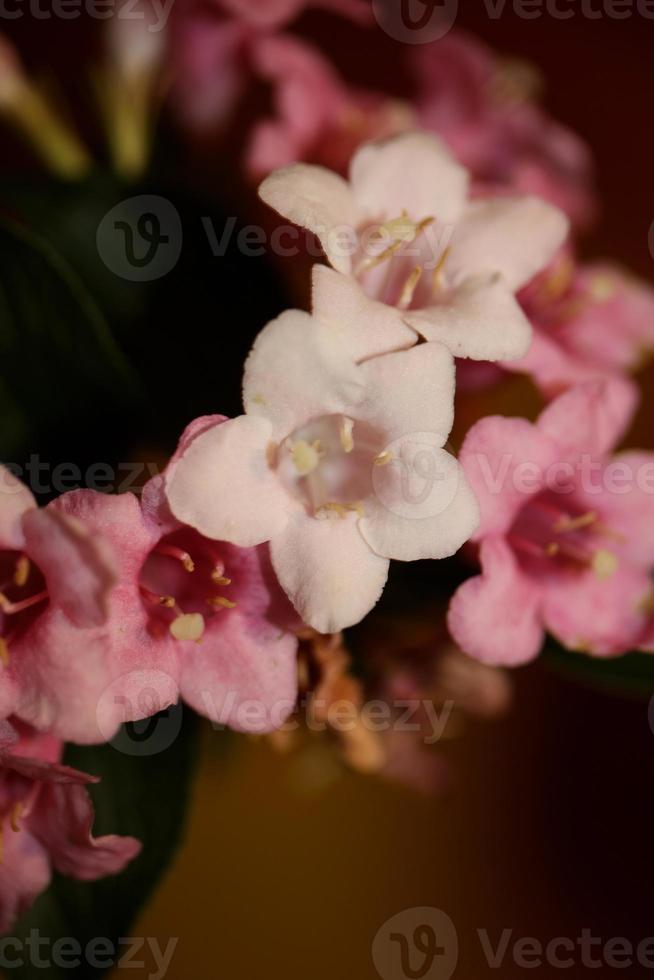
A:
509;494;621;580
0;554;49;667
139;531;237;643
280;415;381;519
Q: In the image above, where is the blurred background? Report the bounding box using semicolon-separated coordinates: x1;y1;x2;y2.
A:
1;3;654;978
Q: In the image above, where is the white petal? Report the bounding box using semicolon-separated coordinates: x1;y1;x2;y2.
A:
243;309;366;440
447;196;569;291
166;416;292;547
349;131;469;225
270;511;389;633
404;272;533;361
258;163;358;274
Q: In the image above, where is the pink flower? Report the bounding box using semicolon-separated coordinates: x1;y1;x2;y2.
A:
411;32;596;229
448;379;654;665
0;718;140;933
15;470;299;741
505;250;654;397
0;467;118;729
165;311;479;633
259;131;569;363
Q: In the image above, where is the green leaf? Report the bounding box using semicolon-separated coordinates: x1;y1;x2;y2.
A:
7;709;200;979
544;643;654;697
0;216;142;461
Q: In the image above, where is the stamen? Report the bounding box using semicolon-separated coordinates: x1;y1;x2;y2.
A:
0;590;48;615
170;613;205;642
397;266;422;309
553;511;597;533
9;802;22;833
155;544;195;573
316;501;365;519
339;418;354;454
432;246;451;292
357;238;404;274
374;451;394;467
592;549;619;580
207;596;237;610
589;273;616;303
290;440;322;476
13;556;30;588
139;587;175;608
0;638;8;667
211;571;232;586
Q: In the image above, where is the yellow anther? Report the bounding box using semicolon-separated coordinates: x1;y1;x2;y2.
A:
0;638;8;667
13;556;29;587
374;451;394;467
170;613;205;642
291;440;322;476
208;596;237;609
211;571;232;586
554;511;597;533
339;418;354;454
316;501;365;519
159;596;176;608
398;266;422;309
592;549;619;580
589;274;617;303
10;803;22;833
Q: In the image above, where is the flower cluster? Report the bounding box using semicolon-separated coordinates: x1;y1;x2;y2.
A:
1;0;653;933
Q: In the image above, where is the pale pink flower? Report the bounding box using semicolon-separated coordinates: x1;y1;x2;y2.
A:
448;379;654;665
165;311;479;633
259;131;569;363
505;249;654;397
0;719;140;933
15;473;299;741
411;32;596;228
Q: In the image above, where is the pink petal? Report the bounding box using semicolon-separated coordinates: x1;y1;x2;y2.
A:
460;415;559;538
180;611;298;733
358;343;455;443
243;309;365;440
166;415;293;547
29;781;141;880
541;564;651;657
537;377;638;460
311;264;417;362
360;450;479;561
349;131;468;225
448;537;543;665
270;511;389;632
0;827;50;934
258;163;357;274
0;465;35;550
22;498;119;629
448;196;569;291
405;272;532;361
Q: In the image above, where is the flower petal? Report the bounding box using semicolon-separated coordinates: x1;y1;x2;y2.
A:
258;162;357;273
180;611;298;734
537;377;637;460
243;309;365;440
349;131;468;225
405;272;532;361
311;264;417;362
166;415;293;547
358;342;455;443
448;537;544;666
22;499;119;629
360;450;479;561
460;416;559;538
0;465;35;550
0;827;50;934
448;196;569;291
270;511;389;633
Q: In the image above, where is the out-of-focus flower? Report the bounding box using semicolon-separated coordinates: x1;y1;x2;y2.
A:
165;311;478;633
15;466;299;742
260;131;568;363
0;719;140;933
411;32;596;229
448;379;654;665
0;33;91;178
505;249;654;397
